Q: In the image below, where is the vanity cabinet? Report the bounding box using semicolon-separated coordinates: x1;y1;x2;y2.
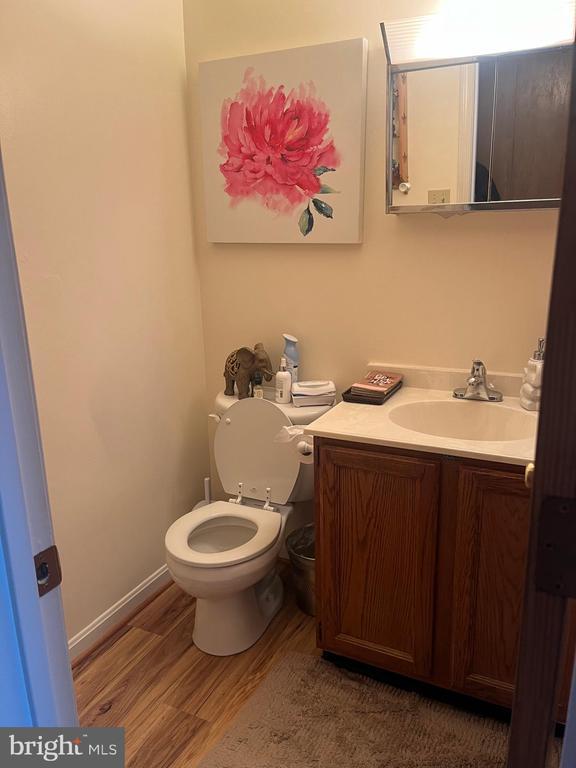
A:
315;438;575;720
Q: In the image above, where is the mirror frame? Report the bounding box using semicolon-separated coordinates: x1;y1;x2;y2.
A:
381;24;569;215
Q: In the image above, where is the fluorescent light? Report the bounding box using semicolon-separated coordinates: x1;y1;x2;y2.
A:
383;0;575;65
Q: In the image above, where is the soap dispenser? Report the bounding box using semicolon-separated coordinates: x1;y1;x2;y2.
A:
520;337;545;411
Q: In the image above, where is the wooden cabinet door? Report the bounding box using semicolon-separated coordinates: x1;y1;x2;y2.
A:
316;443;440;678
450;465;531;706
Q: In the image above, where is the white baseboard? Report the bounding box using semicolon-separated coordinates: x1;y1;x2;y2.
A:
68;564;172;660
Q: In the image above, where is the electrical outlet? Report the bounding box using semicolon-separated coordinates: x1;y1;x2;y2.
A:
428;189;451;205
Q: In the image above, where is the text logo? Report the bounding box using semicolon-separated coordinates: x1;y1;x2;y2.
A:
0;729;124;767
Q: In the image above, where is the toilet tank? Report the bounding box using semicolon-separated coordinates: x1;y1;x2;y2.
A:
213;389;332;426
212;390;333;504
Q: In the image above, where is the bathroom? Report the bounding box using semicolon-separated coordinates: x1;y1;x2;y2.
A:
0;0;574;766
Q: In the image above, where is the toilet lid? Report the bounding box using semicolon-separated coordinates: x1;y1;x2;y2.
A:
214;398;300;505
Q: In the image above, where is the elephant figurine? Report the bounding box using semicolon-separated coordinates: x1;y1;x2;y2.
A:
223;343;274;399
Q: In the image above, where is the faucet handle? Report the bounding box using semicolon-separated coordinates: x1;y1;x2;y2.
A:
455;359;502;401
470;359;486;378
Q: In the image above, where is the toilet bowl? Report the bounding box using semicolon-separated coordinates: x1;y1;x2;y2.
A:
166;499;288;655
165;394;331;656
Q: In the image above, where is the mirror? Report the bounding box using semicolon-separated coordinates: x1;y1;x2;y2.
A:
387;47;572;214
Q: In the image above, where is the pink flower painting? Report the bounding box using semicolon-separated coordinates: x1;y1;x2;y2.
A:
219;68;341;236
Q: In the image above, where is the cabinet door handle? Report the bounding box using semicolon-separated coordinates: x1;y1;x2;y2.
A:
525;462;535;489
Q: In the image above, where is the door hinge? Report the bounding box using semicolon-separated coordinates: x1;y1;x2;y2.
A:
34;545;62;597
535;496;576;597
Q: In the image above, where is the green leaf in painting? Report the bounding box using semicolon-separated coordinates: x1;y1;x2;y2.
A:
298;206;314;236
312;198;334;219
313;166;336;176
319;184;338;194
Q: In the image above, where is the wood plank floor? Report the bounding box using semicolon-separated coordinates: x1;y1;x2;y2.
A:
73;577;318;768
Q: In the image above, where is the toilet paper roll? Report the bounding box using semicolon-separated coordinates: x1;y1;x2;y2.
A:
274;426;314;464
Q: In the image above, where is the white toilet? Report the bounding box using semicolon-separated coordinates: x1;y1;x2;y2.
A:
165;393;331;656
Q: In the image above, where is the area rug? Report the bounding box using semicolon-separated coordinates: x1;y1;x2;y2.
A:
199;653;561;768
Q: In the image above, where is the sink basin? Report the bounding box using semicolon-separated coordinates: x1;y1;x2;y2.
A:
388;400;536;442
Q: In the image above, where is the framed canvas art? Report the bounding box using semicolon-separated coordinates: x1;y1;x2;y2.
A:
199;38;368;244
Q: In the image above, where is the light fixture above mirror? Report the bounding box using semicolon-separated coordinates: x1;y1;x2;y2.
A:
383;0;575;67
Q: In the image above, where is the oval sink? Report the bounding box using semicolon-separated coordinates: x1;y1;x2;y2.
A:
388;400;536;442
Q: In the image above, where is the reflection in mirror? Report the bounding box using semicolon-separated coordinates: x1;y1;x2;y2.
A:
480;48;572;203
391;64;478;208
389;47;572;212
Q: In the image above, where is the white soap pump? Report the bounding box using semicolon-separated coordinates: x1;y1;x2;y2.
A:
275;357;292;404
520;337;545;411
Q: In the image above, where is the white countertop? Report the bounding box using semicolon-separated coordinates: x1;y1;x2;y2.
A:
305;386;538;466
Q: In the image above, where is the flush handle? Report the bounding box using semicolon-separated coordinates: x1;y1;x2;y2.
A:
525;462;535;489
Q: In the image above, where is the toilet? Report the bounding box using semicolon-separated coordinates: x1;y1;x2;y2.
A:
165;393;331;656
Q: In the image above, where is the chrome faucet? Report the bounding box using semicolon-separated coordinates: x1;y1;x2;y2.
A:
453;360;503;402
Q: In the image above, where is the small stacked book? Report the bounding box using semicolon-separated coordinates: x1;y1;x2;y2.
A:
291;380;336;407
343;370;403;405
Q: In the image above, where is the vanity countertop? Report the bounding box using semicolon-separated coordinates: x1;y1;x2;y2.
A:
305;386;537;465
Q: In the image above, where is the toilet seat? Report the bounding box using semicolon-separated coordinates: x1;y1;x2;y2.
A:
165;500;282;568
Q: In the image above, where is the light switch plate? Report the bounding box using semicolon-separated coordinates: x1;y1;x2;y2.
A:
428;189;451;204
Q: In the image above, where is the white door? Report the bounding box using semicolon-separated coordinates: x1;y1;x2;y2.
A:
0;148;77;726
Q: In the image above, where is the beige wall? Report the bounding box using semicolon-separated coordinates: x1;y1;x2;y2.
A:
0;0;208;637
183;0;556;409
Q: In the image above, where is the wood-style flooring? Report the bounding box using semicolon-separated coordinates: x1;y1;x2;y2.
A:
73;578;318;768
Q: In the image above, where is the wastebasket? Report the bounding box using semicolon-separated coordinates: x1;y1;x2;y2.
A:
286;523;315;616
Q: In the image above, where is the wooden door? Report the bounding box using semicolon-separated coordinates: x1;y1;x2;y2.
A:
491;49;571;201
475;48;571;202
507;39;576;768
450;465;531;706
315;441;440;678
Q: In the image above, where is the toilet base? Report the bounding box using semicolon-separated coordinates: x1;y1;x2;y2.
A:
192;569;284;656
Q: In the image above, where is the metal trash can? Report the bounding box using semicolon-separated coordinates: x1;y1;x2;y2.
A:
286;523;315;616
